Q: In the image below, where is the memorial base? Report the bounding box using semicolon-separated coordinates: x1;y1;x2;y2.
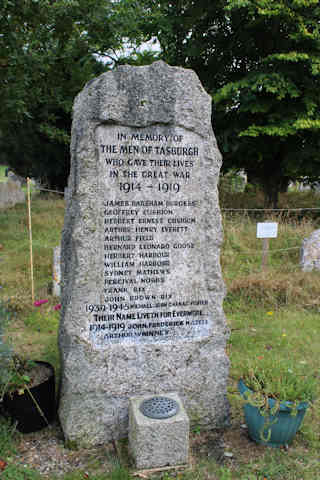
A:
129;392;189;469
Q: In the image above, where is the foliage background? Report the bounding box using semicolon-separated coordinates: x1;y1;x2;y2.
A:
2;0;320;202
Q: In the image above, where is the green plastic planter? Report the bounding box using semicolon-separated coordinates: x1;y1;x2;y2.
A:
238;379;309;447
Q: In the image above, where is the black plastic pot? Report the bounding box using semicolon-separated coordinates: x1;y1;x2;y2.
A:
3;361;56;433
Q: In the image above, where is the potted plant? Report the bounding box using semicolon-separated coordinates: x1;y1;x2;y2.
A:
238;356;317;447
0;302;56;433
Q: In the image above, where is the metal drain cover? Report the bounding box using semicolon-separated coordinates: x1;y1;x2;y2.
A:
139;396;180;419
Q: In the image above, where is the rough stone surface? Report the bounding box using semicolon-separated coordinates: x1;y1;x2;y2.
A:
0;180;25;209
52;246;61;297
129;392;189;469
59;61;229;446
301;229;320;271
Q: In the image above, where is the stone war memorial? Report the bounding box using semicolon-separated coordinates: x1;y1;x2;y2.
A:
59;61;229;446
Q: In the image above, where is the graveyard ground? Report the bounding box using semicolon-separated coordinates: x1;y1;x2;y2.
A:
0;184;319;479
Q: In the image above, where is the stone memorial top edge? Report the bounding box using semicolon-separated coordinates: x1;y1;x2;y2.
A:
72;61;214;140
68;61;222;203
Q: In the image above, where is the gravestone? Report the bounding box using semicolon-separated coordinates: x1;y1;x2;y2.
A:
7;171;26;186
0;181;25;209
59;61;229;446
301;229;320;271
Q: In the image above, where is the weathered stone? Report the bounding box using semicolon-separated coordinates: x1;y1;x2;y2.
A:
129;392;189;469
64;187;70;202
0;181;25;209
59;61;229;446
301;229;320;271
52;246;61;297
7;171;26;186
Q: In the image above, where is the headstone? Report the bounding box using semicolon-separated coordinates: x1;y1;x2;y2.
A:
0;181;25;209
7;171;26;186
129;393;189;469
301;229;320;271
52;246;61;296
59;61;229;446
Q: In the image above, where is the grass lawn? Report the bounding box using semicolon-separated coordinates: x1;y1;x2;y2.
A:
0;191;319;480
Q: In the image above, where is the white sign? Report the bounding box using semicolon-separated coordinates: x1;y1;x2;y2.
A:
257;222;278;238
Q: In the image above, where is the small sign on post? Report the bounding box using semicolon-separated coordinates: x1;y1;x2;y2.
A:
257;222;278;269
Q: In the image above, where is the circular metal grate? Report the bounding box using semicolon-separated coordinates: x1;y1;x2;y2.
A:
139;396;179;419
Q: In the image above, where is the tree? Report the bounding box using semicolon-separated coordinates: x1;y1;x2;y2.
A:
143;0;320;206
140;1;232;91
213;0;320;207
0;0;149;189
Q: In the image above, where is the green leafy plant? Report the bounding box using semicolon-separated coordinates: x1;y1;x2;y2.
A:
240;354;317;442
0;355;37;400
0;302;45;414
0;417;17;458
242;356;317;408
0;463;41;480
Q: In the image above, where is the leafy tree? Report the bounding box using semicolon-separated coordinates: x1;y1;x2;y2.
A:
0;0;149;189
213;0;320;207
143;0;320;206
141;0;232;90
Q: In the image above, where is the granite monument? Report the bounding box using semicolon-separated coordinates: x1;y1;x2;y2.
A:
59;61;229;446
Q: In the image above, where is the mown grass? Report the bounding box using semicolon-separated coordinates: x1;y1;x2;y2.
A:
0;195;65;312
0;189;320;479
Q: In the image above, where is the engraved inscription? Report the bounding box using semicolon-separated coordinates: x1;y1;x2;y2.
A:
86;125;211;345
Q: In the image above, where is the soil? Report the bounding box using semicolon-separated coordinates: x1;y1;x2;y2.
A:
4;404;294;478
27;362;52;388
9;421;258;477
4;359;53;392
13;421;117;476
12;423;228;477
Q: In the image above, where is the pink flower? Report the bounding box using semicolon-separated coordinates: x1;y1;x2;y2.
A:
34;299;49;307
54;304;61;311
